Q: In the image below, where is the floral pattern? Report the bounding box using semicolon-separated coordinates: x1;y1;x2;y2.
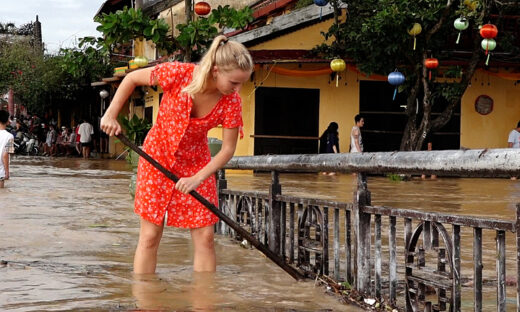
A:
134;62;243;228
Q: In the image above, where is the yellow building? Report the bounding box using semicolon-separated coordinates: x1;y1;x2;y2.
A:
97;0;520;157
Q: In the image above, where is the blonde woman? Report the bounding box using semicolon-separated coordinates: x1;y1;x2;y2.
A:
101;35;253;273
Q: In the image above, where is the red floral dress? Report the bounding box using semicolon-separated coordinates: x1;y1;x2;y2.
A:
134;62;243;228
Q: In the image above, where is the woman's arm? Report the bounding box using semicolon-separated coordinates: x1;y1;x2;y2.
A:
175;127;239;194
100;66;156;136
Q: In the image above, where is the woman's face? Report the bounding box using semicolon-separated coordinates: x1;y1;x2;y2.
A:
214;67;251;95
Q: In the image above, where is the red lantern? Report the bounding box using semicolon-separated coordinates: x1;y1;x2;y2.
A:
479;24;498;57
424;58;439;81
479;24;498;39
194;2;211;16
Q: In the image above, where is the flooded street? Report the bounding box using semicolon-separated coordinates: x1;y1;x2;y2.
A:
0;157;359;311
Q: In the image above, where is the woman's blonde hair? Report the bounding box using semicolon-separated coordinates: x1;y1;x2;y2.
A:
182;35;254;96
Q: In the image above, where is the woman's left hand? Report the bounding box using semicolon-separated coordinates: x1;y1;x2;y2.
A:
175;176;203;194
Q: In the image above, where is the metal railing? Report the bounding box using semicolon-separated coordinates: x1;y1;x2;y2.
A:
216;148;520;312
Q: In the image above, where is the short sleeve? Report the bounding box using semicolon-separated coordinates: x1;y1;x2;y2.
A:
222;93;244;139
149;62;184;92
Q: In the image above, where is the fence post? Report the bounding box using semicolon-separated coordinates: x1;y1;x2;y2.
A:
354;172;372;293
516;204;520;312
217;169;227;235
268;170;282;254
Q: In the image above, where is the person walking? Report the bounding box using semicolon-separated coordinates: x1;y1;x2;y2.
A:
78;119;94;159
350;114;364;153
100;35;253;274
0;110;15;188
319;122;339;175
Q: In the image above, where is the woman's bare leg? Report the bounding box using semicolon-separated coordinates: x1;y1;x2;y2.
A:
133;218;164;274
190;225;216;272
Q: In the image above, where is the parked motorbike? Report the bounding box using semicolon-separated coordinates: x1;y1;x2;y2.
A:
14;132;39;156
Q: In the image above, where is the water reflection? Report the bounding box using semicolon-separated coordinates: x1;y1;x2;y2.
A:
132;272;216;311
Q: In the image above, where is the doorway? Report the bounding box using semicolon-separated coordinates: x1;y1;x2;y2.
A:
254;87;320;155
359;81;460;151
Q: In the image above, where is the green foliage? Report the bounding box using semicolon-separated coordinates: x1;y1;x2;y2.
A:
59;40;112;81
0;39;50;114
94;6;173;54
0;21;33;35
118;114;151;146
176;18;219;59
176;5;254;60
208;5;254;30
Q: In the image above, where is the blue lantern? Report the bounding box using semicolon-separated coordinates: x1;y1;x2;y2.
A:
314;0;328;19
388;70;405;101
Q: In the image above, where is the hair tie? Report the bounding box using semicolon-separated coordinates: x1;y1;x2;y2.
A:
219;38;229;46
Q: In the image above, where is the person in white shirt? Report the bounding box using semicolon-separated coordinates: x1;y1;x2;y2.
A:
350;114;364;153
0;110;15;188
508;121;520;180
78;119;94;159
508;121;520;149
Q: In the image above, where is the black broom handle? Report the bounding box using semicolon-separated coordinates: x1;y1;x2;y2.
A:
116;134;303;280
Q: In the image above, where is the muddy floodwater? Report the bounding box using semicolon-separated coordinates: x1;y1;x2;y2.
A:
0;157;360;312
1;156;519;311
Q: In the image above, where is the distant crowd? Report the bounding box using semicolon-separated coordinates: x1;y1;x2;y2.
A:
5;113;107;159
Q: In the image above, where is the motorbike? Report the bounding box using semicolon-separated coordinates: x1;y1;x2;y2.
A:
14;132;39;156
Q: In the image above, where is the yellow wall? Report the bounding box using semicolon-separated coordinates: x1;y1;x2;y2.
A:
208;63;361;156
461;70;520;149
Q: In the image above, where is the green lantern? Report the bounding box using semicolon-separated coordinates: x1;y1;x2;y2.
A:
454;17;469;44
481;38;497;66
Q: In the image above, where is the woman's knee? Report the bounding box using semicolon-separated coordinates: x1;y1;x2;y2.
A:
138;220;163;250
192;227;215;250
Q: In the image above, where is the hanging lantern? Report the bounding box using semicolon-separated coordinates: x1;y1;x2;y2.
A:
314;0;328;19
407;23;422;50
330;59;346;87
388;70;405;101
453;17;469;44
480;24;498;39
481;38;497;66
479;24;498;66
424;58;439;81
194;1;211;16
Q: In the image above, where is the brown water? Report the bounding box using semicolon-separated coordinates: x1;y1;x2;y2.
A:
225;171;520;311
0;157;360;312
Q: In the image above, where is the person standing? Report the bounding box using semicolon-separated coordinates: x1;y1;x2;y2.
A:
78;119;94;159
350;114;364;153
508;121;520;180
508;121;520;148
319;122;339;175
0;110;15;188
100;35;253;274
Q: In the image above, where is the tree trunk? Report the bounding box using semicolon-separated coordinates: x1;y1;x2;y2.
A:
399;0;492;151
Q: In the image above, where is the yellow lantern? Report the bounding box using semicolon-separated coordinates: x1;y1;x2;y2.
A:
407;23;422;50
330;59;346;87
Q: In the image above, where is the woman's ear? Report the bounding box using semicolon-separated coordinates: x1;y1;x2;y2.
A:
212;65;219;78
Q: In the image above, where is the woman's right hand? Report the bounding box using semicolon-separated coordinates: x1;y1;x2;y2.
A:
100;114;121;137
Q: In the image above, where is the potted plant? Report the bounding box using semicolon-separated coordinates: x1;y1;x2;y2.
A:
118;114;151;167
118;114;151;197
